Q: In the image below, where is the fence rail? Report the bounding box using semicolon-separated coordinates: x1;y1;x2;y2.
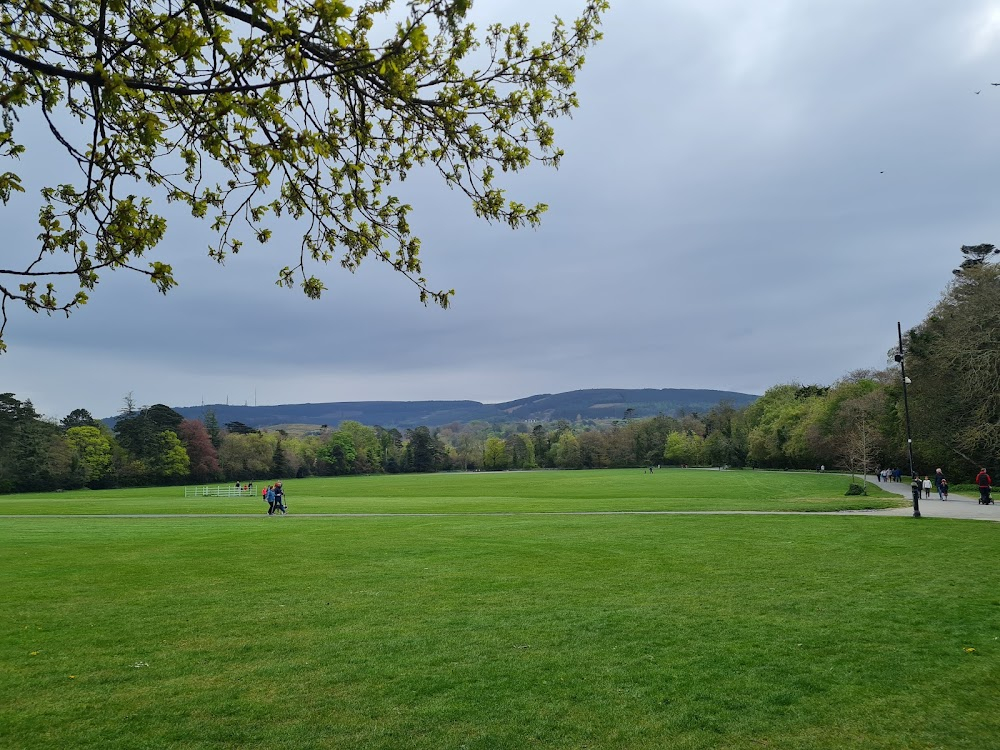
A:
184;485;257;498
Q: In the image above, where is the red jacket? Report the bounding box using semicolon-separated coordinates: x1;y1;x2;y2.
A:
976;471;991;488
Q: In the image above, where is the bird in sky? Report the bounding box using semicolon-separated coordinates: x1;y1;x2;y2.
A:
992;82;1000;86
975;90;981;94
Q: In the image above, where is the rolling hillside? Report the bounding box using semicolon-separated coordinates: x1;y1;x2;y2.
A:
161;388;757;429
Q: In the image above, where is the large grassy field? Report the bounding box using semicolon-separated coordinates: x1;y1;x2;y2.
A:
0;469;903;515
4;472;996;749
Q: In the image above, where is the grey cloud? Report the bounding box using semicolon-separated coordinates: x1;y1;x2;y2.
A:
6;0;1000;419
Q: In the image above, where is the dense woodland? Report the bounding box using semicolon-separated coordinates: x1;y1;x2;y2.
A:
2;247;998;493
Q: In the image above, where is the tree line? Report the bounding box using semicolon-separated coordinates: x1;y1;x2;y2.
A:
2;246;996;492
0;377;950;494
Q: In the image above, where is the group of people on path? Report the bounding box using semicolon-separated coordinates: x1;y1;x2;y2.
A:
262;482;287;515
909;469;949;501
902;467;998;506
877;468;904;482
881;466;950;502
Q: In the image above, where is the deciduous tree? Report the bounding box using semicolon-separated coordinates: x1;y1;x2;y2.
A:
553;432;581;469
483;436;507;470
906;259;1000;472
0;0;608;350
177;418;220;482
218;431;272;478
65;425;113;485
319;430;357;474
149;430;191;480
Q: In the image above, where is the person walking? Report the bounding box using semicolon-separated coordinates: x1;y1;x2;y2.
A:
976;468;992;505
922;476;932;499
934;468;945;500
940;478;949;500
266;484;276;515
274;481;286;514
910;475;922;505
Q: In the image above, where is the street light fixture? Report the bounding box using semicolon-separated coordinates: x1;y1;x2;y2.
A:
895;321;920;518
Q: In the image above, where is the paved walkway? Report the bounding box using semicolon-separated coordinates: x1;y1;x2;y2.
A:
844;475;1000;522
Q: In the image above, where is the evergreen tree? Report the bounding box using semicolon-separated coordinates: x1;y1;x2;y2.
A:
203;410;223;450
272;439;291;478
61;408;97;430
405;427;440;472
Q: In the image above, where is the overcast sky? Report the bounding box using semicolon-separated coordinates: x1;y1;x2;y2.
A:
4;0;1000;420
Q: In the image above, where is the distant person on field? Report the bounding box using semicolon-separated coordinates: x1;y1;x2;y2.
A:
976;468;992;504
922;476;932;499
274;482;286;514
266;485;276;515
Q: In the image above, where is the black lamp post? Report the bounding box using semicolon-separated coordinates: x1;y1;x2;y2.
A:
894;321;920;518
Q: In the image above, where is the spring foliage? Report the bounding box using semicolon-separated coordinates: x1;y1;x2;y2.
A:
0;0;608;349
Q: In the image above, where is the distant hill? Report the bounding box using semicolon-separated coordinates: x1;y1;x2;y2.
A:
152;388;757;430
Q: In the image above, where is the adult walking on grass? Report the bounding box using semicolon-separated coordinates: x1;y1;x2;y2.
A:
274;482;286;514
266;485;276;515
976;468;992;505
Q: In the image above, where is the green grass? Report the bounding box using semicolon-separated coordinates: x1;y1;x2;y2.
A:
2;513;999;749
951;484;987;496
0;469;904;515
